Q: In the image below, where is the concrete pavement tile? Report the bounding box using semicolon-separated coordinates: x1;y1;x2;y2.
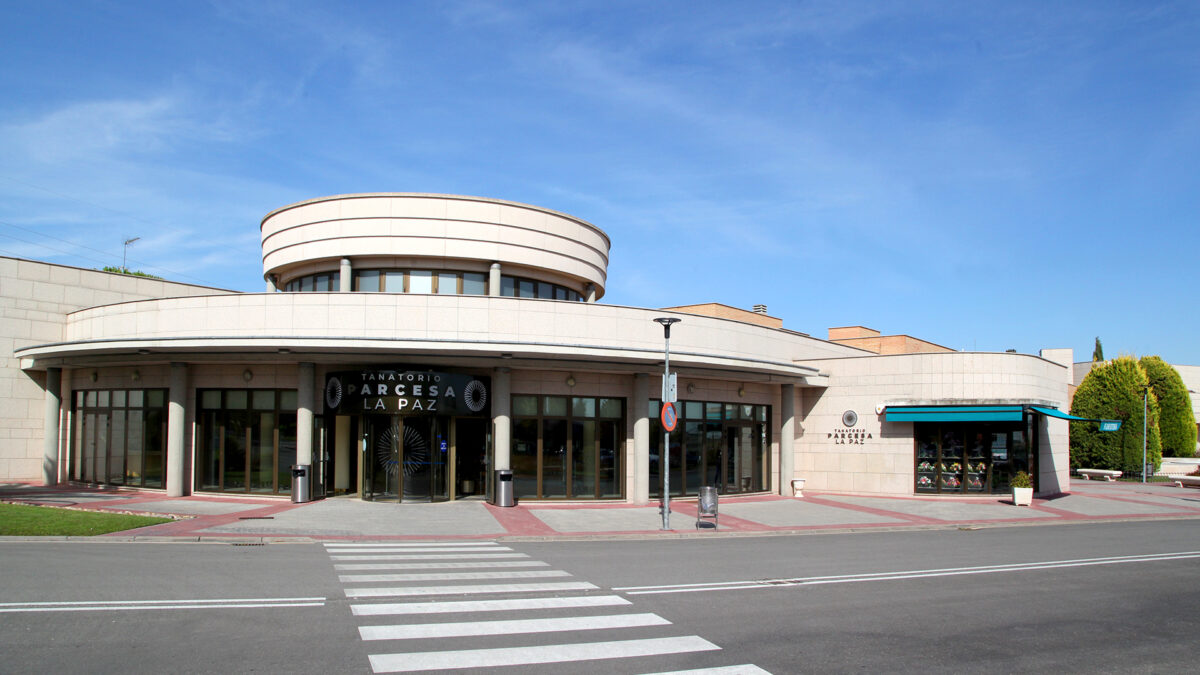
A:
198;499;506;536
528;507;663;532
1036;494;1186;516
818;495;1059;521
110;500;262;516
720;499;907;527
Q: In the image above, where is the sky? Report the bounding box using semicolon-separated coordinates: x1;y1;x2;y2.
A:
1;1;1198;364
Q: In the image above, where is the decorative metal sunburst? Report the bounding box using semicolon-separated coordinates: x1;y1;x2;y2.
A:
375;423;430;478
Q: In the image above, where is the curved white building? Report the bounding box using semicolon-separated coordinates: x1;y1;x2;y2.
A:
5;193;1074;503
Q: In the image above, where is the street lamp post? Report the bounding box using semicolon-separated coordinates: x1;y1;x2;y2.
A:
653;317;680;530
122;237;140;272
1142;385;1149;484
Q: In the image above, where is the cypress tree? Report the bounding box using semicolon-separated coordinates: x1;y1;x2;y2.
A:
1070;356;1161;472
1140;356;1197;458
1092;337;1104;362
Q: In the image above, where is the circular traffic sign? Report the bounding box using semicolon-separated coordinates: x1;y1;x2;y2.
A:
661;402;678;432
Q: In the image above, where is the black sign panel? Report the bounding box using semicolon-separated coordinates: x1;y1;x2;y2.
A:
324;370;490;416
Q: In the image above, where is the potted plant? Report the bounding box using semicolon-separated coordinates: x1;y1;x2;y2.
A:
1011;471;1034;506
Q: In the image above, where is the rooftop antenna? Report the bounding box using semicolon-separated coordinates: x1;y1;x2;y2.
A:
122;237;140;272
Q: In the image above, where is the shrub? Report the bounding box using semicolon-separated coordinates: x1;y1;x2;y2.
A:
1011;471;1032;489
1070;356;1161;472
1140;356;1198;458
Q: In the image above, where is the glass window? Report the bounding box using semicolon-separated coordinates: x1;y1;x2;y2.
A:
572;397;596;417
97;391;110;407
279;390;298;411
599;398;622;418
500;276;516;297
112;390;127;407
330;271;340;290
252;390;275;410
462;273;486;295
537;282;553;299
437;272;458;294
685;401;703;419
513;396;539;417
355;270;380;292
313;274;329;292
409;271;433;293
146;390;164;407
706;403;723;421
518;279;535;298
129;390;144;407
543;396;567;417
383;271;405;292
226;390;248;409
555;286;568;301
301;276;314;292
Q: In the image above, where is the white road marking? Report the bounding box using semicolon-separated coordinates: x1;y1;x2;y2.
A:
335;561;549;571
615;551;1200;595
325;542;502;548
368;636;720;672
0;597;325;613
359;612;670;640
640;665;773;674
351;595;631;616
324;547;512;554
340;570;569;583
346;581;598;598
330;553;528;561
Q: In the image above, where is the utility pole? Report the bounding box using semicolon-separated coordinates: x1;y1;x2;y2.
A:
653;317;680;530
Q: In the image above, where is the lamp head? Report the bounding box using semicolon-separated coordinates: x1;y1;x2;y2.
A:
653;317;681;337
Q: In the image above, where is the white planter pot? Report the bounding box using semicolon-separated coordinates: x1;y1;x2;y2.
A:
1012;486;1033;506
791;478;806;498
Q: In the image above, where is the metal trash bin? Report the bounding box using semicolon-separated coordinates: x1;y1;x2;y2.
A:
291;464;311;504
491;469;515;507
696;485;718;529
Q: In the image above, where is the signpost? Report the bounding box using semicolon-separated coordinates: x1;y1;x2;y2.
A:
653;317;681;530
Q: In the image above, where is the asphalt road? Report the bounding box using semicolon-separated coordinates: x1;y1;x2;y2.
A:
2;519;1198;673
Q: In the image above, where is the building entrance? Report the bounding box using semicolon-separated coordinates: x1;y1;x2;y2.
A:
361;415;449;502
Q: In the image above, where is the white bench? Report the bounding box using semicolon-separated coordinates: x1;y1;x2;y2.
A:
1173;476;1200;488
1077;469;1122;482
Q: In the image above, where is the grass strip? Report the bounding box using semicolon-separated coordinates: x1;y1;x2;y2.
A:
0;502;173;536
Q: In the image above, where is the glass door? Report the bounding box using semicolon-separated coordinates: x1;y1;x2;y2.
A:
363;415;401;501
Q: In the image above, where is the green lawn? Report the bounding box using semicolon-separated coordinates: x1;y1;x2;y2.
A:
0;502;173;536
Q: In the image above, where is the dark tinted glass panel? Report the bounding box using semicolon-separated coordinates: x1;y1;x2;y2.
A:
513;419;539;498
541;419;567;497
571;420;596;498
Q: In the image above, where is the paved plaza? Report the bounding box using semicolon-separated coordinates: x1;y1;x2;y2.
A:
5;479;1200;541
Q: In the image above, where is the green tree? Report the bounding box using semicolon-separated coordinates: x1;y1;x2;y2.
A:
1070;356;1161;472
102;266;161;279
1140;356;1197;458
1092;336;1104;362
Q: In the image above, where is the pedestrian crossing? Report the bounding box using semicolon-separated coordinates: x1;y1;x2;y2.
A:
323;540;771;673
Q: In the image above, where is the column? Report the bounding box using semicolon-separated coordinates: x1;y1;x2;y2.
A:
780;383;796;496
489;262;501;297
492;367;511;470
265;275;277;292
166;363;187;497
339;258;352;292
585;283;597;303
297;363;315;466
41;368;62;486
632;373;650;504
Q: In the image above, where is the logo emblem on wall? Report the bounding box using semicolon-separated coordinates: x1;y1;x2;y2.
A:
325;377;343;409
464;380;488;412
830;409;872;445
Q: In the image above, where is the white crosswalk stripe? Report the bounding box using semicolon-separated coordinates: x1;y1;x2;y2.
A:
359;612;670;640
324;540;769;673
368;636;721;673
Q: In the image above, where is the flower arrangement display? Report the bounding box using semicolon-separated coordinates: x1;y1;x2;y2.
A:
968;476;983;489
942;476;961;488
918;461;935;472
947;462;962;474
917;475;933;487
970;462;987;474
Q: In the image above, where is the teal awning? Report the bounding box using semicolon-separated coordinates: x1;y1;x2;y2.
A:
1028;405;1087;421
1029;405;1122;431
884;405;1025;422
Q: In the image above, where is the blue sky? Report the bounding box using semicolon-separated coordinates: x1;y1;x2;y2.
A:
2;1;1197;364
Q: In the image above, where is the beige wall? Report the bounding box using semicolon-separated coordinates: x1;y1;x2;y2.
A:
1;257;232;481
260;193;611;299
790;352;1072;496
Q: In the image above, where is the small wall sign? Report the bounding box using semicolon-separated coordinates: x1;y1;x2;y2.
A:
829;409;872;445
